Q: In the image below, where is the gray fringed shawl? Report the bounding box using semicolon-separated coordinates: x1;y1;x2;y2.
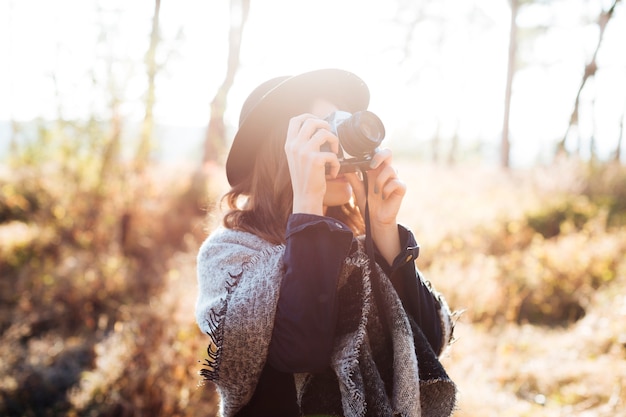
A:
195;227;457;417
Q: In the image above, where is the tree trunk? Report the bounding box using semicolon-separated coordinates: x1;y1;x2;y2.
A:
185;0;250;216
447;125;459;166
136;0;161;174
501;0;518;170
202;0;250;166
616;109;624;164
431;123;440;164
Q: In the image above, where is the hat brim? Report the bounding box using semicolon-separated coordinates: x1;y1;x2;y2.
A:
226;68;370;187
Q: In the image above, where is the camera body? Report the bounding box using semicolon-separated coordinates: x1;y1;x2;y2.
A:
323;110;385;173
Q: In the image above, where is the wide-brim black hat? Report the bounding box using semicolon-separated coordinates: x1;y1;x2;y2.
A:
226;68;370;186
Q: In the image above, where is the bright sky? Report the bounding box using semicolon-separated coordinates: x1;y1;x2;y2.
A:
1;0;625;165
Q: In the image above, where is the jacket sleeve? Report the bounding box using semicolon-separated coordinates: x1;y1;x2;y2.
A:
376;225;454;356
267;213;354;373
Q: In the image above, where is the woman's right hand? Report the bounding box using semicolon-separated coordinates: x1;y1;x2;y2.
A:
284;114;341;215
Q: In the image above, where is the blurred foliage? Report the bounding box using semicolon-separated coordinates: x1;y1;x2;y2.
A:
526;162;626;237
429;162;626;328
0;118;216;416
583;162;626;228
421;162;626;416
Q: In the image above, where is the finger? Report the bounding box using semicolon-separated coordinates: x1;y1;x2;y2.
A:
381;178;407;200
285;116;330;160
372;164;398;196
299;118;332;144
324;155;341;179
368;147;393;170
308;128;339;154
286;113;310;142
286;114;329;144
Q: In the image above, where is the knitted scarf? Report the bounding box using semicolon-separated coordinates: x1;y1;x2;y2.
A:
195;227;457;417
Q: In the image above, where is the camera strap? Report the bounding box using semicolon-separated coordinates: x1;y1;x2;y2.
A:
360;168;376;261
360;168;391;334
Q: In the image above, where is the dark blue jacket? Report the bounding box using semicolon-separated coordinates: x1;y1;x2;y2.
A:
235;214;444;417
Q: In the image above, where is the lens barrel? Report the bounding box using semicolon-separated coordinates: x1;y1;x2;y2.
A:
335;111;385;157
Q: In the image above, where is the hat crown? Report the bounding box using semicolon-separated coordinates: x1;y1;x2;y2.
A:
238;76;289;128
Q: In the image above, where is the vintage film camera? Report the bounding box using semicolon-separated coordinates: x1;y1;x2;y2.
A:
323;110;385;173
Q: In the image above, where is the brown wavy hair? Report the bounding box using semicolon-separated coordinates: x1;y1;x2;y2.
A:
222;124;365;244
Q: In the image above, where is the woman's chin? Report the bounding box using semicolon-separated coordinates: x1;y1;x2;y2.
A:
323;180;352;207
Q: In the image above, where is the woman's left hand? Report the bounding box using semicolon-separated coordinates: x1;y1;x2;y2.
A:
346;148;406;264
346;148;406;226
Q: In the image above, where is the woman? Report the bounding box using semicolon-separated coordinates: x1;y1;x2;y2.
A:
195;69;457;417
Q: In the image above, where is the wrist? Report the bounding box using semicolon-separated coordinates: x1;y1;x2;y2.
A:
371;223;399;243
371;223;401;266
371;219;398;234
292;196;324;216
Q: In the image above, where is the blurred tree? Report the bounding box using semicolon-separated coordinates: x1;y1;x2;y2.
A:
181;0;250;220
557;0;622;159
501;0;518;169
447;125;459;166
202;0;250;166
500;0;547;169
135;0;162;174
616;107;624;164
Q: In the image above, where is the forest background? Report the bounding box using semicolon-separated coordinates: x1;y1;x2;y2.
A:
1;0;626;416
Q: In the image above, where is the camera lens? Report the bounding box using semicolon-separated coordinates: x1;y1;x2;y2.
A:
337;111;385;157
